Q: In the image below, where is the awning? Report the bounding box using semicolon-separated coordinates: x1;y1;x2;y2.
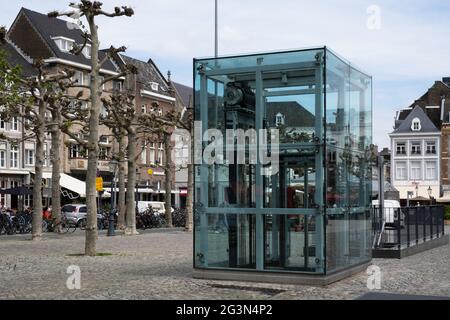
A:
41;173;110;198
42;172;86;197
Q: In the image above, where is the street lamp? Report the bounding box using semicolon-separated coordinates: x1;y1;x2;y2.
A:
427;186;433;205
107;160;118;236
135;169;141;215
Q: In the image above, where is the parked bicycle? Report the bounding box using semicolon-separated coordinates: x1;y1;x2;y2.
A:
137;207;167;229
42;216;77;234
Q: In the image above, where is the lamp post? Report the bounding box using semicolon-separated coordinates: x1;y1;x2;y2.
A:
135;169;141;215
427;186;433;206
107;160;118;236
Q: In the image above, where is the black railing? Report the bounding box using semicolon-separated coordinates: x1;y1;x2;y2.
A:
372;205;445;249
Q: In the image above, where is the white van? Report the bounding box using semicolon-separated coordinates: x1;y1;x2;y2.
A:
137;201;174;215
371;200;403;226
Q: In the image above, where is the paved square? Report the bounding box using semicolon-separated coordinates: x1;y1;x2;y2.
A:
0;228;449;300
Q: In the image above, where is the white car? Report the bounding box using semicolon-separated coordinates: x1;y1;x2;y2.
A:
371;200;404;226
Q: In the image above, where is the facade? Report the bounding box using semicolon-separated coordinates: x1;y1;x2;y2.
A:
0;40;40;208
173;82;193;208
193;47;373;284
390;106;440;200
390;78;450;202
115;54;179;203
1;7;189;208
4;8;123;204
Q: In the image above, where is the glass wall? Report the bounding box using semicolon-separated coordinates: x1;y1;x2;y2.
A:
194;47;372;276
325;50;373;272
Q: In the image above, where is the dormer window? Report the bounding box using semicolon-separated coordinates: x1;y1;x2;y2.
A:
52;36;75;53
275;112;285;126
411;118;421;131
151;82;159;91
83;45;92;59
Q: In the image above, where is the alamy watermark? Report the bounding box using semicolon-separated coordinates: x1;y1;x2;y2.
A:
172;121;280;176
367;5;381;30
66;265;81;290
366;265;382;290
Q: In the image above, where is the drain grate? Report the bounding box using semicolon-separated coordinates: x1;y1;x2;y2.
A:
209;284;286;296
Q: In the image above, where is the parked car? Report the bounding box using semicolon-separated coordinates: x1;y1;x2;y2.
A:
61;204;104;228
137;201;174;215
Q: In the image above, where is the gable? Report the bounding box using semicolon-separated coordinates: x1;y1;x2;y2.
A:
8;11;53;60
392;106;439;134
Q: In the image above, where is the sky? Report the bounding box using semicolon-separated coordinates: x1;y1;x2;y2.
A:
1;0;450;149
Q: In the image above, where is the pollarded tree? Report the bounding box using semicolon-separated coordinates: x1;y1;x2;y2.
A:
0;55;77;239
49;1;134;255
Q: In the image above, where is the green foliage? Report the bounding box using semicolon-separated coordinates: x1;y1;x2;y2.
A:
445;206;450;220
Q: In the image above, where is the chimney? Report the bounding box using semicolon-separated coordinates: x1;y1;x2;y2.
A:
443;77;450;86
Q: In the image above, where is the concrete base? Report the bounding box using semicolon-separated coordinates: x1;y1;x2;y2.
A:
372;234;449;259
193;261;372;287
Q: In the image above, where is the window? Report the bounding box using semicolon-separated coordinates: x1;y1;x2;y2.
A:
151;82;159;91
157;108;163;116
0;180;6;206
411;118;421;131
53;37;75;53
83;73;91;86
99;76;105;90
99;147;109;160
99;136;109;144
100;104;108;117
25;149;35;166
73;71;84;85
275;113;285;126
425;161;436;180
11;117;19;131
149;143;155;164
157;143;164;165
0;145;6;168
113;81;123;92
395;162;407;180
10;146;19;168
141;105;147;114
410;161;422;180
0;117;5;130
70;145;81;159
140;142;147;164
396;142;406;155
411;142;421;155
83;45;92;58
426;141;436;154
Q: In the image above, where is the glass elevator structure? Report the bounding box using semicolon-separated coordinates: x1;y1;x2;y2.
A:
193;47;373;279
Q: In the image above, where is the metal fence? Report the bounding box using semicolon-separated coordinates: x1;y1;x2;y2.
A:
373;205;445;249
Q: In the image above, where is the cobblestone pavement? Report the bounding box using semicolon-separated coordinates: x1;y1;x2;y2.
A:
0;227;449;300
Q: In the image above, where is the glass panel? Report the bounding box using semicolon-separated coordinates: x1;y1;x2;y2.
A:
325;49;373;273
265;214;317;272
326;210;371;272
194;213;256;269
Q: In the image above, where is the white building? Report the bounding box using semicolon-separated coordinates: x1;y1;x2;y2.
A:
390;106;440;200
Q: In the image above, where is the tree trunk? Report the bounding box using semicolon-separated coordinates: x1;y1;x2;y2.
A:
85;15;100;256
117;133;126;230
164;133;173;228
125;130;138;235
50;110;62;233
185;163;194;232
32;101;45;241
